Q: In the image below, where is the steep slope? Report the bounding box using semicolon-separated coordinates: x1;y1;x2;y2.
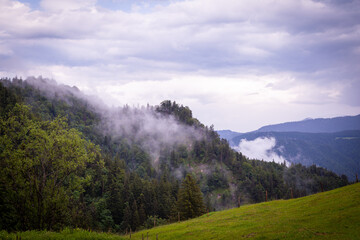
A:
257;115;360;133
132;183;360;240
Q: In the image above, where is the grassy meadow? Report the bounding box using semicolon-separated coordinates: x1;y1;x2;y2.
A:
132;183;360;240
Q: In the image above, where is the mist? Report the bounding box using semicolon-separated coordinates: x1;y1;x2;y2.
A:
22;76;204;169
100;105;203;167
235;137;288;165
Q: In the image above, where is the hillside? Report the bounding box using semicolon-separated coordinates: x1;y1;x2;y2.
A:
0;77;349;233
230;131;360;181
256;115;360;133
132;183;360;239
218;114;360;181
216;130;242;144
2;183;358;239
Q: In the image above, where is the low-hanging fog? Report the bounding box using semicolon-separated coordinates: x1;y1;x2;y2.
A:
25;76;204;169
100;105;203;166
235;137;289;165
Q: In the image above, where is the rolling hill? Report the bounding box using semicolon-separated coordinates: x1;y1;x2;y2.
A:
217;130;242;143
132;182;360;239
256;115;360;133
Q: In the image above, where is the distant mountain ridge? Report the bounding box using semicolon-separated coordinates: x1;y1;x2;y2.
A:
217;130;242;144
217;114;360;181
256;115;360;133
231;130;360;180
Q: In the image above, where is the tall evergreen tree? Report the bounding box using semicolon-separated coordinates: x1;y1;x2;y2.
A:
176;174;205;220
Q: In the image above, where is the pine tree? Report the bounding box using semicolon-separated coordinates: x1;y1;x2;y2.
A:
122;202;131;230
131;200;140;230
176;174;205;220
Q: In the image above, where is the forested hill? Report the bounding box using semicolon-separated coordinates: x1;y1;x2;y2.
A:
231;131;360;181
256;115;360;133
0;77;349;233
217;130;242;144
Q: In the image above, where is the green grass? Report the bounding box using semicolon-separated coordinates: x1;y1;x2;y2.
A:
131;183;360;240
2;183;359;239
0;228;126;240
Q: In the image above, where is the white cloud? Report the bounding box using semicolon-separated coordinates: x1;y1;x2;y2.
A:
40;0;96;12
235;137;288;164
1;0;360;131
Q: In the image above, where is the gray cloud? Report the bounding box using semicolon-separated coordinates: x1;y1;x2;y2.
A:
1;0;360;131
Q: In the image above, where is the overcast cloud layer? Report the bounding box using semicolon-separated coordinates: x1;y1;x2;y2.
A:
1;0;360;131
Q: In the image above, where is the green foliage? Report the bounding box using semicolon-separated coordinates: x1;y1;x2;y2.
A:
0;104;99;230
143;215;168;229
0;228;126;240
206;166;229;191
156;100;202;126
0;80;17;117
0;78;351;234
176;174;205;220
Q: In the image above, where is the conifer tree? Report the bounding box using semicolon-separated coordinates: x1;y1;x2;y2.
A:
176;174;205;220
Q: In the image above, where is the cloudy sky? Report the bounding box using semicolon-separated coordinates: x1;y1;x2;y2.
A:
1;0;360;132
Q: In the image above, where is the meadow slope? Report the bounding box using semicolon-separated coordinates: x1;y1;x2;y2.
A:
133;183;360;240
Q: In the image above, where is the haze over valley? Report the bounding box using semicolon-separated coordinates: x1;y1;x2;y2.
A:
218;115;360;181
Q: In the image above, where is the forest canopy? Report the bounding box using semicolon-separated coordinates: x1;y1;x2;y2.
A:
0;77;349;232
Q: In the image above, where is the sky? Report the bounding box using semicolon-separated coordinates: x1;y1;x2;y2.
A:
1;0;360;132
